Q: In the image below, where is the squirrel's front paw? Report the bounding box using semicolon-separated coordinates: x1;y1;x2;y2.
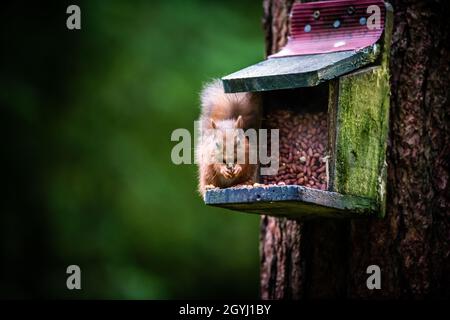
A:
205;184;217;190
233;165;242;176
220;167;233;179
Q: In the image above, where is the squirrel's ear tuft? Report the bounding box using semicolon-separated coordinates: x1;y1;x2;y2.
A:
235;115;243;129
210;119;217;129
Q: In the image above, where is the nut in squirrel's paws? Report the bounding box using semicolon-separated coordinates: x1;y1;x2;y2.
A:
205;184;217;190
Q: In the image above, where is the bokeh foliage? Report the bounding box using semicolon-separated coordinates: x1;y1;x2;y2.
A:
0;0;263;298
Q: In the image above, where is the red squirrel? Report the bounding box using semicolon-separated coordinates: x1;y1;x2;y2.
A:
196;79;262;196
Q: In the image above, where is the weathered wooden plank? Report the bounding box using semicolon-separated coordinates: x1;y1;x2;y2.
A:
205;185;377;219
222;45;379;93
329;4;393;217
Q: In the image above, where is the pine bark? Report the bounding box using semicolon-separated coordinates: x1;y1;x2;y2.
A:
260;0;450;299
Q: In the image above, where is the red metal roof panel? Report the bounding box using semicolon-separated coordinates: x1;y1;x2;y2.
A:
270;0;386;58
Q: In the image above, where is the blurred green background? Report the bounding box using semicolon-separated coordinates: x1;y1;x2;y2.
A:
0;0;264;299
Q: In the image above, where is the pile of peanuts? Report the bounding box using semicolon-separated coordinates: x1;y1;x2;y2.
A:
260;109;328;190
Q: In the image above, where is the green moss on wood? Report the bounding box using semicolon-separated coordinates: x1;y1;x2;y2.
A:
330;3;393;218
333;66;390;199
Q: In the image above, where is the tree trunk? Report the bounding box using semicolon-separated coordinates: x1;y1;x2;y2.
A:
260;0;450;299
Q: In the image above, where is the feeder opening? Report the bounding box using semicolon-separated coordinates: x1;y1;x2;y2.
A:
260;84;329;191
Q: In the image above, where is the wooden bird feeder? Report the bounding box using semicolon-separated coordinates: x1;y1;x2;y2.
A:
204;0;394;220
